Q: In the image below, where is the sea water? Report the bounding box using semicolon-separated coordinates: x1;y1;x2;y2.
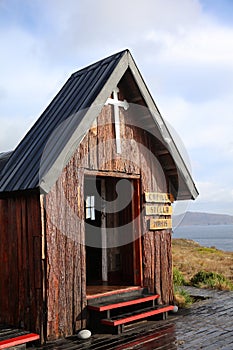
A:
173;225;233;252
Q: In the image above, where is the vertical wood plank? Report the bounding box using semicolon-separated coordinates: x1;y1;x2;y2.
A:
9;198;18;325
0;193;43;335
88;118;98;170
154;232;162;303
0;199;9;324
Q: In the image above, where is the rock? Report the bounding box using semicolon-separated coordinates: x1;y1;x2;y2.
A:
172;305;179;313
77;329;92;339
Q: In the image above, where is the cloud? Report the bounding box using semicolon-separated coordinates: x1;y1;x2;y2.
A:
157;92;233;216
140;27;233;104
158;95;233;154
146;24;233;66
0;0;233;216
196;181;233;202
0;117;30;152
189;180;233;215
0;25;71;150
34;0;203;60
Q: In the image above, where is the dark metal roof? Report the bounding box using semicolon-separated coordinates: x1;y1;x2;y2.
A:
0;49;198;199
0;50;127;193
0;151;13;175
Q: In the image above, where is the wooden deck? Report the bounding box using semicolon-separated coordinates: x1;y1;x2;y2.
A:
174;287;233;349
27;287;233;349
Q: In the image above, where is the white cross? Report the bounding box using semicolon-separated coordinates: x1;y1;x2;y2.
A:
105;87;129;154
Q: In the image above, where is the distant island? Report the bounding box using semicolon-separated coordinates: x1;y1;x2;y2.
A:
173;211;233;226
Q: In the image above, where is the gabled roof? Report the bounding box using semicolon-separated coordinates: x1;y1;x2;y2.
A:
0;49;198;199
0;50;126;193
0;151;13;175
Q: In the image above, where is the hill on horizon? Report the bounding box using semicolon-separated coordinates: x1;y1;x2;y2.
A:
173;211;233;226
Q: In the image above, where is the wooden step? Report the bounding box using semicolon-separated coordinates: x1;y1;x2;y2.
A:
87;287;147;304
87;286;143;300
101;305;174;327
88;294;160;312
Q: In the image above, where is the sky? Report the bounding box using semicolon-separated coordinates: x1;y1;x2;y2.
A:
0;0;233;216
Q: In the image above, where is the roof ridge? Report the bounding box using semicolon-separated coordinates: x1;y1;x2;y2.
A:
71;49;129;78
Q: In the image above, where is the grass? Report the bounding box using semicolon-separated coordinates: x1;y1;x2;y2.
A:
172;238;233;283
174;286;194;307
191;270;233;291
173;267;194;307
173;267;188;286
195;246;222;254
172;239;233;306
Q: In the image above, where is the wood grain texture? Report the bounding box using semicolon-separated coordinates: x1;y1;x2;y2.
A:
46;166;85;340
44;102;173;338
0;85;174;342
0;193;43;334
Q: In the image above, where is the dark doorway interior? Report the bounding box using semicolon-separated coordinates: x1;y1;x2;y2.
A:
85;177;102;284
85;176;141;288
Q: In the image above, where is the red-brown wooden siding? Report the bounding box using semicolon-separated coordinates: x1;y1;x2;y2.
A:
0;193;43;336
45;104;174;340
45;168;86;340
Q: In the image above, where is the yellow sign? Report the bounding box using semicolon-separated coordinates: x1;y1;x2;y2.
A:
145;192;174;203
149;218;172;230
145;204;172;216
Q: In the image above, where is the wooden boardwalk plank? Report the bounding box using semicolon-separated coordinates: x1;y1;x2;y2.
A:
26;287;233;349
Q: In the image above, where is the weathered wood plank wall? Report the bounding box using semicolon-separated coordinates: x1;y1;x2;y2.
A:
45;102;173;339
0;193;43;335
45;163;86;340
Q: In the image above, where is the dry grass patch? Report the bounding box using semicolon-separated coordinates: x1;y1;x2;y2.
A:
172;238;233;283
174;289;194;308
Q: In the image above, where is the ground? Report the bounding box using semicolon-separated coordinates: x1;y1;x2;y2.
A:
172;238;233;283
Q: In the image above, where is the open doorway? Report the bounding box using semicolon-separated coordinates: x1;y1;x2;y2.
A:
85;175;142;290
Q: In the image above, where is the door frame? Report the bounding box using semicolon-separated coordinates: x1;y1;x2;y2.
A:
132;179;143;286
84;170;143;287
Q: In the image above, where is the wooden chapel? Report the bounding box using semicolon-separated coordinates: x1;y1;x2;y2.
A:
0;50;198;342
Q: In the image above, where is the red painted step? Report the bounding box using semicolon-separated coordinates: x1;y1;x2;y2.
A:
0;333;40;349
88;294;160;312
101;305;174;326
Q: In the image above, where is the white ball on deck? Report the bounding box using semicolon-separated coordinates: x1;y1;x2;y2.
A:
172;305;179;313
77;329;92;339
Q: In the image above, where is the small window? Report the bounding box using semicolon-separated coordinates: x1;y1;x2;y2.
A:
86;195;95;220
